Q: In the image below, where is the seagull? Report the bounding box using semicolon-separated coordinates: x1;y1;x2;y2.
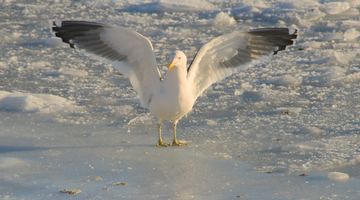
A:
52;21;297;147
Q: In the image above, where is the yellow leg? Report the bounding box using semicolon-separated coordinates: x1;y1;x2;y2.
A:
156;121;169;147
172;122;187;146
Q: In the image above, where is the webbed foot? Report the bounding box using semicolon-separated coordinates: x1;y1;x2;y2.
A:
172;139;188;147
156;139;170;147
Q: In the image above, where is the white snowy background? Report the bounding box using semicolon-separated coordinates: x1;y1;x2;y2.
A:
1;0;360;199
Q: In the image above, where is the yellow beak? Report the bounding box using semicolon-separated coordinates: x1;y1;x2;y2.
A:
168;61;175;71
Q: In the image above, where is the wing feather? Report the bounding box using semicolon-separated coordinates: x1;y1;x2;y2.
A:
187;28;297;99
52;21;161;108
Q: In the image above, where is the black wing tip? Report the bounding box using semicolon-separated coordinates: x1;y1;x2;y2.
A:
51;20;105;49
249;27;298;55
52;21;74;48
52;20;104;27
52;21;61;32
277;28;297;54
249;27;298;37
288;28;298;40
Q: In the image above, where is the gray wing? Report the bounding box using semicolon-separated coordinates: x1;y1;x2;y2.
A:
53;21;161;108
187;28;297;99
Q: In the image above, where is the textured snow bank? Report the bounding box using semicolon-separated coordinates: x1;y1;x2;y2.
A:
333;51;358;65
120;0;217;13
344;28;360;41
267;75;302;88
213;12;236;27
284;135;360;172
0;91;79;114
0;29;21;44
59;67;89;77
322;2;350;15
157;0;216;11
0;61;6;69
281;0;320;9
27;61;52;70
240;0;269;9
328;172;350;182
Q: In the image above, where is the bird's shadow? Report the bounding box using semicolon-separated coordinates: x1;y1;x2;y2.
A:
0;145;47;153
0;143;154;154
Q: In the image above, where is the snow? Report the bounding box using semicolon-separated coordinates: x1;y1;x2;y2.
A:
302;126;323;137
342;72;360;84
266;74;302;88
213;12;236;27
333;51;357;65
0;157;25;169
344;28;360;41
205;119;218;126
58;67;89;77
120;0;217;13
9;56;18;64
0;30;21;44
27;61;52;70
0;91;79;114
156;0;217;11
0;61;6;69
322;2;351;15
328;172;350;182
1;0;360;199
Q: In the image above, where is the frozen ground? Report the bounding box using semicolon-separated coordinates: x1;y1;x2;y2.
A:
1;0;360;199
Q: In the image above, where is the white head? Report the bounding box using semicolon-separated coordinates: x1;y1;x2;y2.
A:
168;50;187;71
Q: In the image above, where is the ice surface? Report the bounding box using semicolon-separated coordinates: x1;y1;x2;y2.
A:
1;0;360;199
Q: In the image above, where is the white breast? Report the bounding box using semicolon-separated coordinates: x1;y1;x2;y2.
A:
149;67;194;122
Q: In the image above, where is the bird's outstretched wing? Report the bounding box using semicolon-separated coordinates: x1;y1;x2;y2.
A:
52;21;161;108
187;28;297;99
